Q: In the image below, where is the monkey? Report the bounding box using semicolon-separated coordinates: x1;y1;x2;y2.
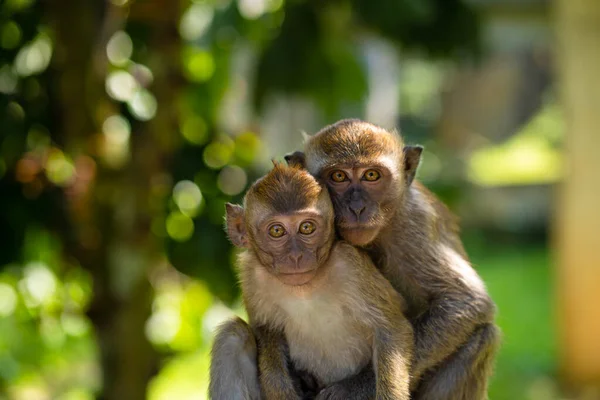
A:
209;163;414;400
283;119;500;400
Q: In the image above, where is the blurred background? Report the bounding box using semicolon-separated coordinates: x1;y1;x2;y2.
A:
1;0;599;399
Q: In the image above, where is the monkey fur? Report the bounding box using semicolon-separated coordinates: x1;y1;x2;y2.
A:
209;163;414;400
285;119;500;400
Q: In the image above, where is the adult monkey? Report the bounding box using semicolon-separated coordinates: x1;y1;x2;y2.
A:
285;119;500;399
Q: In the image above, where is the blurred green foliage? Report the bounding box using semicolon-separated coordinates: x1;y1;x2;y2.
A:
0;0;559;399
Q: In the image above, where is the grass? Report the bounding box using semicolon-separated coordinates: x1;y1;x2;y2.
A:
470;244;559;400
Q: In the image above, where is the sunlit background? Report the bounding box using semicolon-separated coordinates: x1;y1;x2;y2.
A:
1;0;599;399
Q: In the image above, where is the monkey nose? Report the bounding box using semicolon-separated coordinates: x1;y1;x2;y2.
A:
289;253;303;266
350;204;365;218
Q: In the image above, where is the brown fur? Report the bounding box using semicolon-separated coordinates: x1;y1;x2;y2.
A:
299;119;500;400
240;242;413;398
209;317;261;400
210;164;414;400
304;119;404;175
246;163;322;215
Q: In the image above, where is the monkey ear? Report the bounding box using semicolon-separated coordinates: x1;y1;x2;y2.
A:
225;203;249;248
301;131;311;142
284;151;306;169
403;145;423;186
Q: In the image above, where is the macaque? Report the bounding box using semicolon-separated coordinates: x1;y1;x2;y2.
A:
209;163;413;400
284;119;500;399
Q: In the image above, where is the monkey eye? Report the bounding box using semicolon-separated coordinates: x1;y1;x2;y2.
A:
299;221;316;235
363;169;381;182
330;170;347;183
268;224;286;238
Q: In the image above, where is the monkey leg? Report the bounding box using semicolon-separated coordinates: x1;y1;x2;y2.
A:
209;317;261;400
412;323;500;400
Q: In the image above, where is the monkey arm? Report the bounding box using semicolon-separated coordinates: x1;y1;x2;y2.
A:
410;287;496;384
254;325;303;400
209;318;261;400
372;314;414;400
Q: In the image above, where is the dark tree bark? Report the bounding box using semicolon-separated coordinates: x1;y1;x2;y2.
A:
45;1;182;398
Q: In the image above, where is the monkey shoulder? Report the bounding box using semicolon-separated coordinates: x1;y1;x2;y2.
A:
409;182;467;257
329;241;380;278
330;241;408;317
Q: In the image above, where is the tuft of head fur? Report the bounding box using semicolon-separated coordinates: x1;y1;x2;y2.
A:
304;119;405;176
245;163;323;215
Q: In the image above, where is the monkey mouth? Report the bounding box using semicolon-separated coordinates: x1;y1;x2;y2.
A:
339;221;379;229
337;213;383;230
338;226;380;246
277;269;318;286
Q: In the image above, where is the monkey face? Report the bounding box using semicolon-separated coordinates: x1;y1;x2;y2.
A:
320;165;398;246
226;163;336;287
289;119;423;247
251;209;333;286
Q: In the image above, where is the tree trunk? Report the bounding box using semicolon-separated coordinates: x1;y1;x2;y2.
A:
555;0;600;394
46;0;181;398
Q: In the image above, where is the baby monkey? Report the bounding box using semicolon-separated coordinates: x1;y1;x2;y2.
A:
210;163;413;400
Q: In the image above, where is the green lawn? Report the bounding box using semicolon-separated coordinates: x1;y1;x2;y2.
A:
471;245;559;400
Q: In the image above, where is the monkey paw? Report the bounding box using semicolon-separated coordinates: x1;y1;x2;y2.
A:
314;384;356;400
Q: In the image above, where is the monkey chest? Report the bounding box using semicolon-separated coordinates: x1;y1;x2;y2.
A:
280;297;372;386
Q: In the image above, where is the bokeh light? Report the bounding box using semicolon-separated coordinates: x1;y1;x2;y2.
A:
101;115;131;168
173;180;203;217
217;165;247;196
106;31;133;66
128;89;158;121
146;308;181;345
0;283;18;317
237;0;283;19
166;212;195;242
18;262;57;308
179;4;214;42
105;70;138;102
181;116;209;146
130;63;154;87
203;136;234;169
45;149;76;187
182;49;215;82
102;115;131;144
14;34;53;77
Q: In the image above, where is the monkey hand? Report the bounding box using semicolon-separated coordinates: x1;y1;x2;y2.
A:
314;383;354;400
315;381;373;400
